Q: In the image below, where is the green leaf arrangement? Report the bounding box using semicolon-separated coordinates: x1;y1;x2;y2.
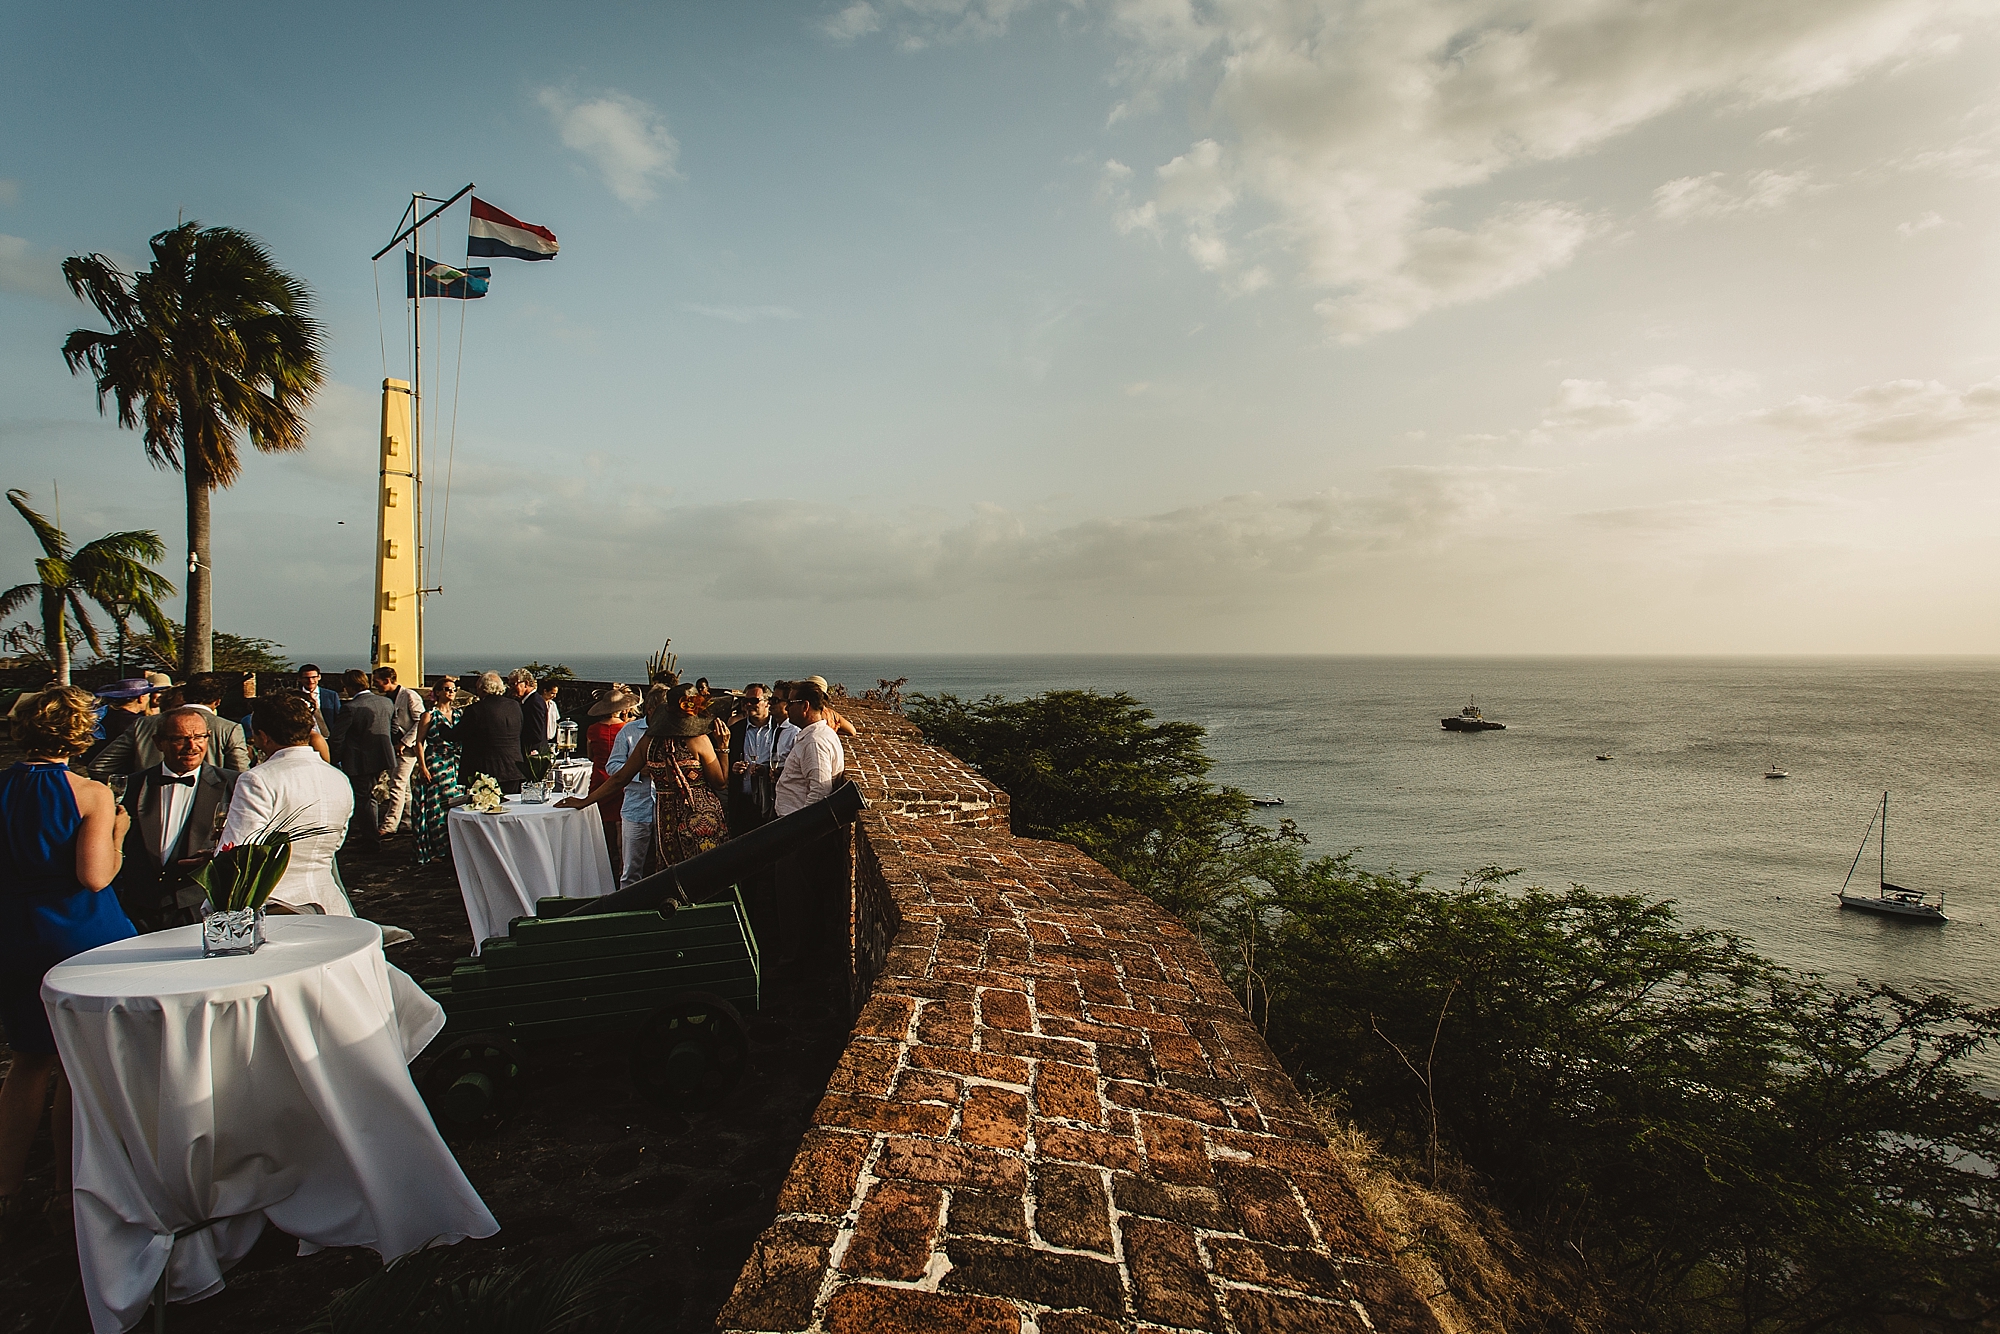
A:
522;750;555;783
189;809;340;912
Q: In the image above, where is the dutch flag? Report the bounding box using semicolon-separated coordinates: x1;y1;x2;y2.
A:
467;197;559;262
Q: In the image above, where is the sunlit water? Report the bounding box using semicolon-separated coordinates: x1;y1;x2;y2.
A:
427;653;2000;1024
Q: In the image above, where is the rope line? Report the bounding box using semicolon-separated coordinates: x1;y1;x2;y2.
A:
437;291;468;590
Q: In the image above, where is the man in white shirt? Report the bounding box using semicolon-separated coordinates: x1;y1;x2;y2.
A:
774;682;844;817
772;681;847;974
219;693;357;917
372;666;427;837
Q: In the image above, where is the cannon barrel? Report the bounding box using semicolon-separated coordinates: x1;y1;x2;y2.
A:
547;780;866;917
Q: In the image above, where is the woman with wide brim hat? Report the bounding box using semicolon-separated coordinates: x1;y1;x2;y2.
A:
583;686;643;863
558;684;731;872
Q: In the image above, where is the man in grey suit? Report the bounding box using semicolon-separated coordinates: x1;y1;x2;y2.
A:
91;672;253;784
338;678;397;851
114;706;239;933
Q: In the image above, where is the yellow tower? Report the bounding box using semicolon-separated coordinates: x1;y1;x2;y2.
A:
371;378;422;678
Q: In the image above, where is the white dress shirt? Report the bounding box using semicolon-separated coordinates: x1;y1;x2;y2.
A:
738;718;777;798
774;720;844;817
218;744;357;916
156;764;199;859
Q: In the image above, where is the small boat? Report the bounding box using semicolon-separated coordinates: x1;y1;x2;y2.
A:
1250;796;1285;808
1441;697;1505;732
1836;791;1945;921
1595;753;1613;762
1765;765;1789;779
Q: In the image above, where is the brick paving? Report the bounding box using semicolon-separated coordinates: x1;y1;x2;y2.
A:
720;708;1438;1333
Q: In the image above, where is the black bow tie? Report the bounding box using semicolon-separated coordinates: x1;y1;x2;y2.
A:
149;771;197;788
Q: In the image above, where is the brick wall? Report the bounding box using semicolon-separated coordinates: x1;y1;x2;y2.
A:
721;706;1439;1333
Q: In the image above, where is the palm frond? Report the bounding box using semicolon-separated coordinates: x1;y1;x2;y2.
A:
0;585;35;619
7;490;69;560
60;252;137;329
74;529;167;566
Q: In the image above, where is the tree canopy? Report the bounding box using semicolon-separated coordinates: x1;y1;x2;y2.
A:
0;488;175;683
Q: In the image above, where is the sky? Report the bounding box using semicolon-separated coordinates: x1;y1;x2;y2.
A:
1;0;1997;662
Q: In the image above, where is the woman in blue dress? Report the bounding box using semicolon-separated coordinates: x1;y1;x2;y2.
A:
0;687;135;1228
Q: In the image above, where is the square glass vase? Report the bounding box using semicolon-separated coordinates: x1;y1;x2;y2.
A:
519;781;549;804
201;908;266;957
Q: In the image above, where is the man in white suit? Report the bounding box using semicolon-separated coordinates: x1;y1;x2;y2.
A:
218;693;356;917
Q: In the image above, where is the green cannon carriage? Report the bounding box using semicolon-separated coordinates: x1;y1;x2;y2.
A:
417;783;864;1129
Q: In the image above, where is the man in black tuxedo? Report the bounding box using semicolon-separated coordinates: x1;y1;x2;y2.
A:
517;672;558;759
338;677;397;850
114;706;239;933
457;670;526;793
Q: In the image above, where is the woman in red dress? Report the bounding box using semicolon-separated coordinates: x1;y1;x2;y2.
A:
584;685;640;863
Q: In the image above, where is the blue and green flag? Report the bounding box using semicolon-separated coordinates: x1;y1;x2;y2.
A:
406;251;489;299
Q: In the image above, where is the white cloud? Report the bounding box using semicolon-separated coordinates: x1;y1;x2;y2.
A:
823;0;1035;49
679;303;805;324
818;2;882;41
418;465;1522;612
536;88;681;206
1652;169;1818;222
1758;125;1798;144
1103;0;1988;338
1317;203;1604;342
1540;379;1682;435
1750;376;2000;450
1896;210;1948;237
0;234;70;302
1901;99;2000;179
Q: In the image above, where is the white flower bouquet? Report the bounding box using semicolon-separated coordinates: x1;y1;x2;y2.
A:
466;773;504;813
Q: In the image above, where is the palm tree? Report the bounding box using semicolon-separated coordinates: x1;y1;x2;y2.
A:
1;490;175;685
61;222;325;674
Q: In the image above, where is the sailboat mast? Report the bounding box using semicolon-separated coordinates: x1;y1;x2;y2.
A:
1880;791;1888;889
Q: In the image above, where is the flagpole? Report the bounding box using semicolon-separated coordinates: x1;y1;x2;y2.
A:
409;191;425;682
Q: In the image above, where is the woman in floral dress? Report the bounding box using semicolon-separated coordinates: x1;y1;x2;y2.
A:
411;680;465;867
643;686;730;864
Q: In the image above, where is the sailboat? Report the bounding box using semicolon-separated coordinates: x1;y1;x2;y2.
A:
1836;791;1945;921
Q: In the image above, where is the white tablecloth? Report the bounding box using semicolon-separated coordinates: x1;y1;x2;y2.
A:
447;797;615;951
552;758;593;795
43;917;498;1333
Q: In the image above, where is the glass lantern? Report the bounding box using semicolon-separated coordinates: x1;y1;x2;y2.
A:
555;718;580;757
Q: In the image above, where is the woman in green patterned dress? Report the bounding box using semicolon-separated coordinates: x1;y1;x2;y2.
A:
411;679;465;866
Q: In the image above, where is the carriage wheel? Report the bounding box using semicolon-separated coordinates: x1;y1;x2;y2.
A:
628;993;750;1111
418;1032;524;1132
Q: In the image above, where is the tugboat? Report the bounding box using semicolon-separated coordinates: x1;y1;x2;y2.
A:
1441;698;1506;732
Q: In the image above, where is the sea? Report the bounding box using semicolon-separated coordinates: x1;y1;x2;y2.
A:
419;653;2000;1041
